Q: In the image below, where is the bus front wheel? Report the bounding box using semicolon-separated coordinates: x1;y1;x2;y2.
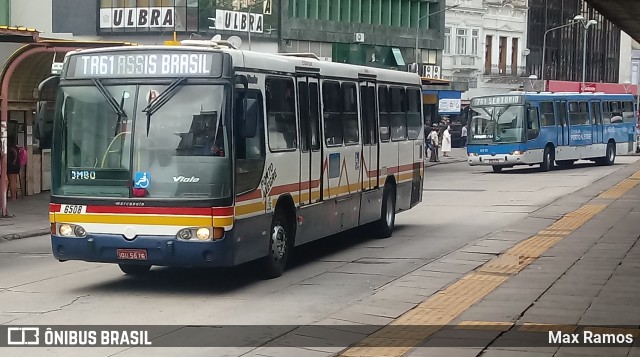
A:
118;264;151;275
258;210;292;279
539;147;554;172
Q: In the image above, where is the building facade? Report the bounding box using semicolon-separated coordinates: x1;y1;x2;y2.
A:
527;0;620;83
442;0;528;100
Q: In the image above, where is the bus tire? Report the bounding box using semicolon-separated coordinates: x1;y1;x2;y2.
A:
377;184;396;238
258;210;292;279
492;165;502;173
118;264;151;275
539;146;554;172
602;142;616;166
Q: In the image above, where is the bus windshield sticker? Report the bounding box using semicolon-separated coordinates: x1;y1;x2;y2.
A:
261;163;277;198
329;153;340;179
70;170;96;180
355;152;360;171
134;172;151;189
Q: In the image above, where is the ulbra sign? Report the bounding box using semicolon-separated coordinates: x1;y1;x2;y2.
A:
99;7;175;29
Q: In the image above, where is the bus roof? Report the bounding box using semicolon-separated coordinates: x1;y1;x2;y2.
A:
63;44;421;86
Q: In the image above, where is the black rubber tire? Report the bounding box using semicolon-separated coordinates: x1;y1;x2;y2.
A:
118;264;151;275
603;142;616;166
377;185;396;238
556;160;575;168
492;165;503;173
539;146;553;172
258;210;292;279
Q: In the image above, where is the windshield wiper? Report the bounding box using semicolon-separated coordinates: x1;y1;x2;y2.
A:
142;77;187;136
92;79;127;118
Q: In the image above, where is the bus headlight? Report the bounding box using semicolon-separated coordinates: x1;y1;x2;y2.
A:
196;228;211;240
74;225;87;237
511;151;525;155
59;224;73;237
468;153;479;157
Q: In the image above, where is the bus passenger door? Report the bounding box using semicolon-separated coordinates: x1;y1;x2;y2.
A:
359;82;379;191
591;101;603;144
297;77;323;206
555;101;569;147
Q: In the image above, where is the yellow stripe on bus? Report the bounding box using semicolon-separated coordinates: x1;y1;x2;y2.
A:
55;213;213;227
235;202;266;216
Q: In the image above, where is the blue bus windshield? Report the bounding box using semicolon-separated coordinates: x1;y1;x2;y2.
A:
469;105;525;144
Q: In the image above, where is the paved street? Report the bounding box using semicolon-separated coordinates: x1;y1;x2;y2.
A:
1;157;639;357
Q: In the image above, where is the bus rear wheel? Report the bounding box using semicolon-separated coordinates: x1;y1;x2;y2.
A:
377;184;396;238
492;165;503;173
600;142;616;166
258;210;292;279
118;264;151;275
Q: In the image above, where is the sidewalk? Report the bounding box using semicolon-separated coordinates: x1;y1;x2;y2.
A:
426;147;468;167
0;192;50;240
241;160;640;357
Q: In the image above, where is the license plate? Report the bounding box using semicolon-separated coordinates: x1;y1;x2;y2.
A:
117;249;148;260
487;159;500;163
60;204;87;214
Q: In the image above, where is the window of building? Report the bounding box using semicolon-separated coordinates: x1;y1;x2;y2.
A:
266;77;297;151
342;82;360;145
539;102;555;126
444;27;451;54
323;81;343;146
456;28;468;55
471;29;479;55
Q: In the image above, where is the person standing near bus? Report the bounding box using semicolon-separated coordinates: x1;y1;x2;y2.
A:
442;125;452;157
461;124;468;148
428;126;440;162
6;141;20;200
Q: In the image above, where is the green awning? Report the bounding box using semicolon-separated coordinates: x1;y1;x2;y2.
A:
391;48;405;66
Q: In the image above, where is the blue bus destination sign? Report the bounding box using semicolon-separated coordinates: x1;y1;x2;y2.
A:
471;95;524;106
66;51;222;78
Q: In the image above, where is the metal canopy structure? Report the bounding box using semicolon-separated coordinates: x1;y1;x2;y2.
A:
586;0;640;43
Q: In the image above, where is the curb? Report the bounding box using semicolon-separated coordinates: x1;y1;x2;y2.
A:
0;228;50;242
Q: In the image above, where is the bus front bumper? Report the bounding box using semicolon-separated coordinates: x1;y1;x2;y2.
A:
51;234;234;267
467;153;526;166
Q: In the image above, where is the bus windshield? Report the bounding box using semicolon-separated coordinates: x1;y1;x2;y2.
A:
469;105;525;144
52;83;231;199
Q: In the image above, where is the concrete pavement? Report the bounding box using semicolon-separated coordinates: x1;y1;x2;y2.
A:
0;192;49;241
425;147;468;167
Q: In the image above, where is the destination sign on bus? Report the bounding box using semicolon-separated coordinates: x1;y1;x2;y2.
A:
65;52;222;79
471;95;524;106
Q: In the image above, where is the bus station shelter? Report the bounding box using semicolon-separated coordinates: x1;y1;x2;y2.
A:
0;26;135;216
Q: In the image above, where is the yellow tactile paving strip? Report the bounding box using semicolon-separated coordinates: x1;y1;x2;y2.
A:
337;170;640;357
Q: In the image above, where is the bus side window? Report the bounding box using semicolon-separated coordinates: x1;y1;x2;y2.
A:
579;102;590;125
623;101;635;123
603;101;612;124
568;101;580;126
235;89;266;194
591;102;602;125
556;101;567;126
406;88;422;140
266;77;297;151
527;105;540;140
342;82;360;145
610;101;623;123
378;86;391;142
540;102;555;126
390;87;407;141
322;80;343;146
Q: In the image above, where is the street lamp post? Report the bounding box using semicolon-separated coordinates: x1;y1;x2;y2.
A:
414;3;460;69
574;15;598;91
541;16;584;82
246;0;269;51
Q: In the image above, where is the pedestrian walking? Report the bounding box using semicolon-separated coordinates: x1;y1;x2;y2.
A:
7;141;20;200
428;126;440;162
442;125;452;157
461;124;468;148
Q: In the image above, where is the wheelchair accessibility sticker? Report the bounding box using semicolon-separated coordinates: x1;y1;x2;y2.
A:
134;172;151;189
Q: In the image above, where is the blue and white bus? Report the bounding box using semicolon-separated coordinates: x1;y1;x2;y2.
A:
466;92;637;172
